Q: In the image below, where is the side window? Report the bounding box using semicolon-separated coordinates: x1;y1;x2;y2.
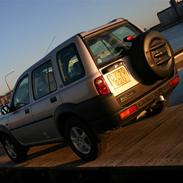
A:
13;76;30;109
32;61;57;100
57;44;85;85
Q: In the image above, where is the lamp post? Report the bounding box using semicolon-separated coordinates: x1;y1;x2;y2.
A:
5;70;15;94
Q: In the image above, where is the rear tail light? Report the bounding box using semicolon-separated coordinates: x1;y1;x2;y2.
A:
169;75;180;87
94;76;111;96
119;104;138;120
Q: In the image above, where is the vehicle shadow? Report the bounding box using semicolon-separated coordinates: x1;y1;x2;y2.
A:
0;143;68;167
54;159;85;168
26;143;66;161
25;142;86;167
0;158;16;167
0;142;87;168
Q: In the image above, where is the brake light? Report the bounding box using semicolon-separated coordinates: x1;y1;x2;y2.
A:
169;75;180;87
127;35;135;41
119;104;138;120
94;76;111;96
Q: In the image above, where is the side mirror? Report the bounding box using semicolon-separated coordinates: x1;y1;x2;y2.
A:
1;104;11;115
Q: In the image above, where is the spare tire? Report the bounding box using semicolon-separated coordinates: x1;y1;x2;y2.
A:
129;31;175;84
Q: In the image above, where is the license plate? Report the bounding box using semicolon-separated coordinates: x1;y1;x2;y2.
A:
107;67;131;89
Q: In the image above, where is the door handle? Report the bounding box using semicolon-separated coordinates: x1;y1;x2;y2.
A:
25;108;30;114
50;96;57;103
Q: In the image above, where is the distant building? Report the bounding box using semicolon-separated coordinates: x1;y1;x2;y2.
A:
157;0;183;26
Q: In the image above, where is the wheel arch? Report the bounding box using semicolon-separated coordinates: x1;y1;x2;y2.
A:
54;103;98;141
0;125;13;141
54;103;85;138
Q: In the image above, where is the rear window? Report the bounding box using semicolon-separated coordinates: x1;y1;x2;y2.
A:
85;23;141;68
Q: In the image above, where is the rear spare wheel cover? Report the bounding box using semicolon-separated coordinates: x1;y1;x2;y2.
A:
144;31;174;79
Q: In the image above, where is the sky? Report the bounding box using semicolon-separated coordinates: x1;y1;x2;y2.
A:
0;0;170;95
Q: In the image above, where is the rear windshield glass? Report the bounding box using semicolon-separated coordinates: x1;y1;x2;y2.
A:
84;23;141;68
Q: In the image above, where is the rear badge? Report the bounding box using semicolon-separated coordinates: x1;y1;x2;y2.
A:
119;90;136;103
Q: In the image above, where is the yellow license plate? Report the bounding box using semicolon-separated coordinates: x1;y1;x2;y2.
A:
107;67;131;89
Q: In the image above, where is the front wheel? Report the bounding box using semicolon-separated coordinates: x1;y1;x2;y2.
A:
65;117;99;161
1;134;28;163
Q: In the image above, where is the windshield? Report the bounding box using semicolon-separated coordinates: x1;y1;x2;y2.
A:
85;23;141;68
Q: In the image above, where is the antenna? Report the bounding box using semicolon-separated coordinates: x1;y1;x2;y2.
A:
45;36;56;54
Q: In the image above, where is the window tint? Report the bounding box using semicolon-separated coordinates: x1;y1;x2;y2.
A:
32;61;57;100
57;44;85;85
13;76;29;108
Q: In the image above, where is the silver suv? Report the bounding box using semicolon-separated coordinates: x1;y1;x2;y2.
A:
0;18;179;162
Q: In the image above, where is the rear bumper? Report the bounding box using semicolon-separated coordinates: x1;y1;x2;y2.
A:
77;74;179;133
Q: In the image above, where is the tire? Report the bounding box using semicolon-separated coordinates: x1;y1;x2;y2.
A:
129;31;175;84
1;134;28;163
65;117;98;161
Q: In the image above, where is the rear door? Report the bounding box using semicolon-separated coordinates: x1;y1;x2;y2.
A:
30;60;61;143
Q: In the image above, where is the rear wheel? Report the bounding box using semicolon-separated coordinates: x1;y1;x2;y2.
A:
1;134;28;163
65;117;99;161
